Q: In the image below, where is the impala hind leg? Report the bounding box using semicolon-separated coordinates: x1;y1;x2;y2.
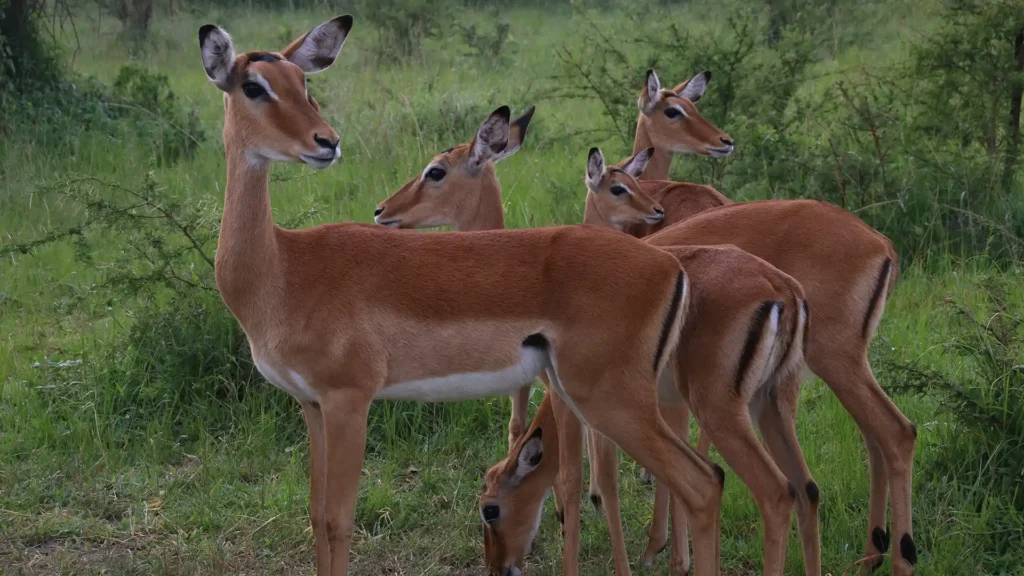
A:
757;374;822;576
810;355;916;575
301;402;330;576
640;401;693;575
588;428;633;576
697;401;794;576
320;390;374;576
554;369;722;576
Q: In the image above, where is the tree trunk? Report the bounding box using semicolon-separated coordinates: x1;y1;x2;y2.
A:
1002;29;1024;192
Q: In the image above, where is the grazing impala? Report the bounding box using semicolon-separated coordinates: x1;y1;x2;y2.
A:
377;137;819;574
199;19;725;576
374;105;536;448
631;68;915;574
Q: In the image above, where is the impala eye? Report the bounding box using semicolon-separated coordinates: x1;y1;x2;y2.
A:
242;81;268;100
482;504;500;523
425;167;447;182
610;185;628;197
664;107;684;119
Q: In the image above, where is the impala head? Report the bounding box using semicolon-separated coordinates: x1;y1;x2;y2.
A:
584;147;665;228
637;69;734;158
374;105;534;229
480;426;552;576
198;16;352;168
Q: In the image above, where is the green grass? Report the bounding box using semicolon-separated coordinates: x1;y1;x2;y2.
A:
1;1;1023;575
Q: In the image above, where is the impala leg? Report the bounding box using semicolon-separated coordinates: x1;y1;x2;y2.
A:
551;393;585;576
556;371;721;576
757;375;822;576
811;355;916;576
509;385;532;448
660;401;693;576
698;401;793;576
301;402;330;576
320;390;373;576
587;427;603;510
589;428;632;576
641;475;670;567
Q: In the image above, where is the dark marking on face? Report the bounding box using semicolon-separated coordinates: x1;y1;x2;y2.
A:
872;526;890;553
805;480;820;507
248;52;280;62
899;533;917;565
653;271;685;373
736;301;781;393
787;482;797;501
862;258;892;338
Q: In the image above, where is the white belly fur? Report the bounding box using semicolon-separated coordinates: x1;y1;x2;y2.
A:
375;347;548;402
254;357;319;404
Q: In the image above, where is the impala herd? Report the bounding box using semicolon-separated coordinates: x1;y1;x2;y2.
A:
198;14;916;576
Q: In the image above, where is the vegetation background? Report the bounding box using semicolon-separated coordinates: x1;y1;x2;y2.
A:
1;0;1023;574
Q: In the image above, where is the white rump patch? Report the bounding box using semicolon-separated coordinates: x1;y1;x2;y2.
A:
375;347;547;402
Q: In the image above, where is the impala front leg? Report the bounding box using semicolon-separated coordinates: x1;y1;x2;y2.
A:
301;402;329;576
320;388;374;576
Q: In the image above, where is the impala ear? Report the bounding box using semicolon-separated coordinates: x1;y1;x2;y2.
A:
493;106;536;164
585;147;606;191
620;147;654;179
199;25;236;91
281;15;353;74
511;427;544;484
676;70;711;103
470;105;512;167
638;69;662;116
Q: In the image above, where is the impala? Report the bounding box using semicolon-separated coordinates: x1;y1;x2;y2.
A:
374;105;536;448
630;68;915;574
199;19;724;576
377;137;819;574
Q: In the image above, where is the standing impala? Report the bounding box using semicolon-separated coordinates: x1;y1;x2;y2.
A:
374;105;536;448
376;134;819;575
630;68;916;574
198;19;725;576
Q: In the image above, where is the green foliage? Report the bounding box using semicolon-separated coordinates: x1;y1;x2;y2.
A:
555;0;1024;265
110;65;206;164
356;0;449;64
456;17;514;60
882;275;1024;569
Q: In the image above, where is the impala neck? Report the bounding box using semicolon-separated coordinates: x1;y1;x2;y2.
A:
455;168;506;231
215;141;282;327
633;118;672;181
583;193;625;233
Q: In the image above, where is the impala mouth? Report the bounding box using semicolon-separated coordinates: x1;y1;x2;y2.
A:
300;149;339;169
643;213;665;224
374;215;402;228
708;145;734;158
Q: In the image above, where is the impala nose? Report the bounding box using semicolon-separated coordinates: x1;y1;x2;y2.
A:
654;206;665;215
374;207;385;217
720;137;734;147
314;133;339;151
